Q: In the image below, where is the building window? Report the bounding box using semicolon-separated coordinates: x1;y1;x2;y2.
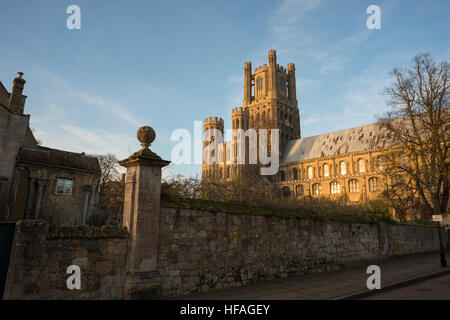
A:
330;181;341;194
280;170;285;182
256;78;263;91
358;158;365;173
293;168;298;180
295;184;304;196
340;161;346;176
368;177;380;192
312;183;322;196
323;164;329;178
56;178;73;195
283;186;290;198
348;179;360;193
307;166;313;179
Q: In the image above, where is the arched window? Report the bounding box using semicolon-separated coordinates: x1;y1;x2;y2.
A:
257;77;263;91
307;166;313;179
312;183;322;196
368;177;380;192
295;184;304;196
348;179;360;193
358;158;365;173
293;168;298;180
323;164;329;178
280;170;285;182
330;181;341;194
340;161;346;176
282;186;290;198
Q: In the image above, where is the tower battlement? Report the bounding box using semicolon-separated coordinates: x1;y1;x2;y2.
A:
232;107;249;115
204;117;224;132
254;65;268;73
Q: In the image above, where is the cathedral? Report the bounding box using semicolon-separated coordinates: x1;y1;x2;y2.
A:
202;49;398;203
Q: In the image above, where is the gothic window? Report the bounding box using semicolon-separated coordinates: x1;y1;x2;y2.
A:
323;164;329;178
330;181;341;194
256;77;263;91
307;166;313;179
56;178;73;195
348;179;360;193
312;183;322;196
293;168;298;180
340;161;347;176
358;158;365;173
368;177;380;192
279;77;286;93
295;184;304;196
283;186;290;198
280;170;285;182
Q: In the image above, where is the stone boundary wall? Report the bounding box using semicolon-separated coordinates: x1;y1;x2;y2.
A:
3;220;129;300
157;206;446;297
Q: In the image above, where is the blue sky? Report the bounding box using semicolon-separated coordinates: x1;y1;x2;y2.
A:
1;0;449;177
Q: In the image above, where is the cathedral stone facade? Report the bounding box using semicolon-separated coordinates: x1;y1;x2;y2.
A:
202;50;397;203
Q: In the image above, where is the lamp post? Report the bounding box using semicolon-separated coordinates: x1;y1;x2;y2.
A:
430;183;447;267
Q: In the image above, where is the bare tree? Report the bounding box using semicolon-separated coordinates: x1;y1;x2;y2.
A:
379;53;450;219
94;153;120;194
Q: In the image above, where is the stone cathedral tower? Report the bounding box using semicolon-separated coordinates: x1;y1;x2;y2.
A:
202;49;300;181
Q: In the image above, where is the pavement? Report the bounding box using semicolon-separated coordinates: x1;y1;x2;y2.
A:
175;251;450;300
362;272;450;300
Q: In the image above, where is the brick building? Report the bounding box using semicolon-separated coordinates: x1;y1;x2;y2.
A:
0;73;101;225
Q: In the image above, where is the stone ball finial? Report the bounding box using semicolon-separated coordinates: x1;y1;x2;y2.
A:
137;126;156;149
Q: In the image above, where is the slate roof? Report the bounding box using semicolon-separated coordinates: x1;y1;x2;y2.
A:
281;122;396;164
18;146;101;173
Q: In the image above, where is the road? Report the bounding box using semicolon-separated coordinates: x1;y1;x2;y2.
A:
362;273;450;300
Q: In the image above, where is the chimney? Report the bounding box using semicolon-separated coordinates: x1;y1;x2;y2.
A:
9;72;27;114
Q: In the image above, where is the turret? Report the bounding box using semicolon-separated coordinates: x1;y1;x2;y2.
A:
8;72;27;114
287;63;297;106
231;107;249;131
268;49;276;66
243;62;252;107
268;50;277;98
203;116;224;151
202;117;225;178
203;116;224;134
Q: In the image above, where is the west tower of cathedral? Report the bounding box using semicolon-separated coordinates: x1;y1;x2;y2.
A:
202;49;300;181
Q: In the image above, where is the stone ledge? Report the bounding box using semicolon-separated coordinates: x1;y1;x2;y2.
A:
48;225;129;239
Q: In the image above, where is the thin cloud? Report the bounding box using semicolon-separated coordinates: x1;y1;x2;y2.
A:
31;65;140;127
268;0;372;75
